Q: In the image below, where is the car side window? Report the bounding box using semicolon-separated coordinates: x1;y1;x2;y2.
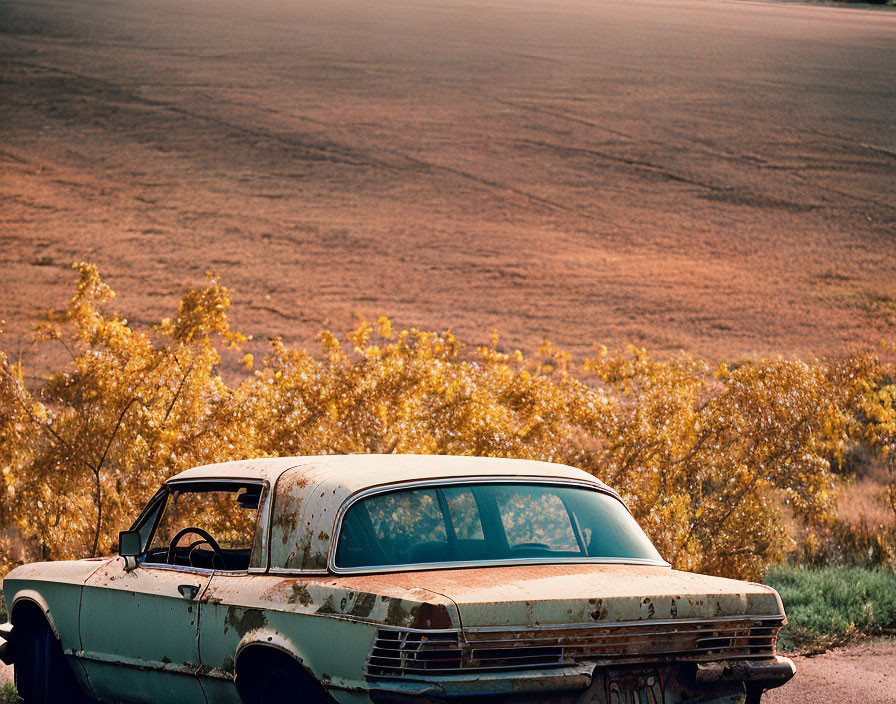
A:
143;482;262;572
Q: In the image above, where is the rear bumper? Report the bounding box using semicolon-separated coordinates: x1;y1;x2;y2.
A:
0;622;13;665
370;655;796;702
697;656;795;689
369;663;594;699
367;657;795;702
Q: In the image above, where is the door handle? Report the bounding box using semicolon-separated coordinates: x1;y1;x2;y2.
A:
178;583;201;601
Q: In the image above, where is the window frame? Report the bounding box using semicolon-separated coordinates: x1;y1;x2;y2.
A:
328;476;671;575
129;477;272;576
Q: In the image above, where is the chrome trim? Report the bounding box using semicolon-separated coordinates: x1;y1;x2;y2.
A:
363;664;595;696
145;477;271;573
696;655;796;684
359;614;784;636
138;562;213;576
165;476;270;487
465;614;785;634
332;556;670;575
365;616;785;680
268;567;329;576
327;476;670;574
73;649;233;681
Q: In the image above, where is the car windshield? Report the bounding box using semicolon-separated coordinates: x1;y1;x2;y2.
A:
334;482;663;569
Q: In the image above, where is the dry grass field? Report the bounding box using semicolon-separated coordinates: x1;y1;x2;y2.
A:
1;1;896;698
1;0;895;373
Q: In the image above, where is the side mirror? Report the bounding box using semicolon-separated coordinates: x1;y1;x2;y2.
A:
119;530;142;557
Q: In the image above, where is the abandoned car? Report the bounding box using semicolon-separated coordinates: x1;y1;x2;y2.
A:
0;455;794;703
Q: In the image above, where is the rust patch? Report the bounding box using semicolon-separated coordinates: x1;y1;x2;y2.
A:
410;602;453;629
349;592;377;618
381;599;454;629
272;470;309;545
641;597;655;619
590;598;607;621
287;584;314;607
318;531;330;542
300;533;314;569
384;597;407;625
316;595;338;615
225;606;267;636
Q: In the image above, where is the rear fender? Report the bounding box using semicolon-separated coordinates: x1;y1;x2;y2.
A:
234;632;340;698
235;630;306;667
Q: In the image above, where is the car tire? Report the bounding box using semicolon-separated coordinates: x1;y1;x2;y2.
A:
237;649;334;704
14;610;89;704
745;686;764;704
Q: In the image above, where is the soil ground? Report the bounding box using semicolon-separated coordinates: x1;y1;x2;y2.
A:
1;0;895;371
766;640;896;704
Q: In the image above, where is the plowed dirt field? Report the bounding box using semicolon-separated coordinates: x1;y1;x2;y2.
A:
1;0;895;369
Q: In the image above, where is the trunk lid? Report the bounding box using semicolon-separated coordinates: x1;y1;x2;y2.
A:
369;563;783;627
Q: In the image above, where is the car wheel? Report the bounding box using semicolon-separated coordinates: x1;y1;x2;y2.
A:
237;649;334;704
259;667;294;699
745;686;764;704
14;610;88;704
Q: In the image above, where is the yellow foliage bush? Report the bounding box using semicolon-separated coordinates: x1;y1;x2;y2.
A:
1;264;894;580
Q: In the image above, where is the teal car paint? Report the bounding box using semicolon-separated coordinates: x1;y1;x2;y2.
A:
0;455;795;704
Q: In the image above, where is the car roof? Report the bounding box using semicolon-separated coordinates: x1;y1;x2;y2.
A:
167;454;609;493
168;455;614;573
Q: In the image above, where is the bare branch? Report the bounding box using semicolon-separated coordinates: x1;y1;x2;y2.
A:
163;361;194;424
90;397;138;557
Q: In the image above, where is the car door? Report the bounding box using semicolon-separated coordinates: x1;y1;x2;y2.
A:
195;482;272;704
79;558;211;703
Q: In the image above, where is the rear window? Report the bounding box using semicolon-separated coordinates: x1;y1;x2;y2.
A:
334;482;663;569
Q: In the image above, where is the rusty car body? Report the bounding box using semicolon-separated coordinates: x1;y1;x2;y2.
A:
0;455;795;703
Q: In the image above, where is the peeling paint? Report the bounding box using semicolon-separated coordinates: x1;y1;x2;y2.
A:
349;592;377;618
641;597;655;619
287;584;314;607
224;606;267;637
590;598;607;621
316;595;338;615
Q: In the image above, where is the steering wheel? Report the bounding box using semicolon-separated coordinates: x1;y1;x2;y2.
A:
167;526;224;567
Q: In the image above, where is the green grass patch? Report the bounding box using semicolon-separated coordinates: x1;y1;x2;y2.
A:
0;684;19;704
765;565;896;653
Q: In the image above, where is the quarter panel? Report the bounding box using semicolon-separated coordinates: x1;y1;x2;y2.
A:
198;573;460;700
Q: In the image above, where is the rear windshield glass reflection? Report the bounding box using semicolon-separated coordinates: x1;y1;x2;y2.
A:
335;483;663;569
